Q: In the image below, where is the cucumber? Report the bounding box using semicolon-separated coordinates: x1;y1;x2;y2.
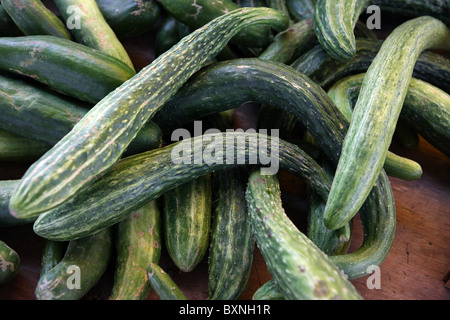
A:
154;16;180;57
0;73;162;156
1;0;70;39
0;35;136;104
159;0;275;48
0;129;49;163
109;200;162;300
10;7;289;220
245;170;363;300
147;263;187;300
252;279;286;300
95;0;161;38
53;0;135;71
327;73;450;158
208;167;254;300
0;180;34;228
0;4;22;36
286;0;316;21
34;228;113;300
0;240;20;285
163;175;212;272
33;132;332;241
39;240;66;276
324;16;450;230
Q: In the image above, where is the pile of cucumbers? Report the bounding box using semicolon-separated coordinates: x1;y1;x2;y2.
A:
0;0;449;300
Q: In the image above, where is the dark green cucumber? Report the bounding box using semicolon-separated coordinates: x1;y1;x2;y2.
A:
53;0;135;71
34;228;112;300
324;16;449;230
0;4;22;36
0;180;35;228
0;73;162;156
269;0;291;19
33;132;332;241
328;73;450;158
39;240;66;276
252;279;286;300
0;129;49;162
313;0;370;62
0;240;20;284
109;200;162;300
236;0;268;7
159;0;276;48
163;175;212;272
95;0;161;38
0;35;136;104
155;16;180;57
147;263;187;300
10;8;289;219
246;170;363;300
1;0;70;39
208;167;254;300
286;0;316;21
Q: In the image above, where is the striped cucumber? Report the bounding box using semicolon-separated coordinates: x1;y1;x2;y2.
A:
208;167;254;300
0;240;20;284
9;7;289;220
53;0;135;71
33;132;332;241
109;200;162;300
0;129;49;163
0;180;34;228
163;175;212;272
246;170;363;300
324;16;450;230
313;0;370;61
147;263;187;300
35;228;112;300
0;36;136;104
1;0;70;39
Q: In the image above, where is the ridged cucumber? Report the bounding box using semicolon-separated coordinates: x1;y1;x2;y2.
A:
1;0;70;39
0;240;20;284
10;7;289;220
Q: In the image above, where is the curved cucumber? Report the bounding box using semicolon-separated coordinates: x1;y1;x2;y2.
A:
39;240;66;276
0;240;20;284
10;8;289;220
324;16;449;230
147;263;187;300
109;200;162;300
0;35;136;104
1;0;70;39
163;175;212;272
33;132;332;241
246;170;363;300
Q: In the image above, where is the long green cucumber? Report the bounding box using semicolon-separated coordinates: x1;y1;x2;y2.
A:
0;129;49;162
159;0;275;48
0;36;136;104
285;0;316;21
208;167;254;300
34;228;112;300
147;263;187;300
313;0;370;62
0;240;20;285
95;0;162;38
33;132;332;241
0;180;34;228
246;170;363;300
53;0;135;71
0;73;162;156
10;8;289;219
39;240;66;276
0;4;22;37
328;73;450;158
109;200;162;300
163;174;212;272
153;58;421;181
1;0;70;39
324;16;450;230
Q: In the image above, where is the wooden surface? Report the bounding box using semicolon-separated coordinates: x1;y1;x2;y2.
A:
0;5;449;301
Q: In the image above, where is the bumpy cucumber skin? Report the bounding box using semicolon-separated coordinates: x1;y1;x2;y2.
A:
313;0;370;62
0;36;136;104
208;168;254;300
246;171;363;300
0;240;20;284
95;0;161;38
147;263;187;300
10;8;289;220
0;129;49;163
324;16;450;230
1;0;70;39
110;201;162;300
35;228;112;300
0;180;35;228
164;175;212;272
33;132;331;241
